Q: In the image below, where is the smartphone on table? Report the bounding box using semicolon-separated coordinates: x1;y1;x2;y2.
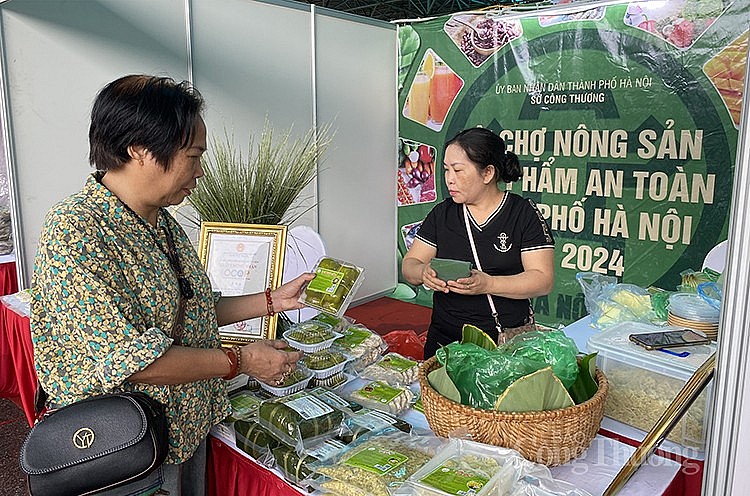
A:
629;329;711;350
430;258;472;281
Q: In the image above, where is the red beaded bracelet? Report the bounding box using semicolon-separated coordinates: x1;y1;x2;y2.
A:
221;347;239;380
265;288;275;316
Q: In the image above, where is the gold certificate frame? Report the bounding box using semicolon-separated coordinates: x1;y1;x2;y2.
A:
198;222;287;345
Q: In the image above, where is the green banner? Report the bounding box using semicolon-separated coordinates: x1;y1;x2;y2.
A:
395;0;748;326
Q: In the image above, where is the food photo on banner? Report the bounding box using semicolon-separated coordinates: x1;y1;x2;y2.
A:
394;0;748;328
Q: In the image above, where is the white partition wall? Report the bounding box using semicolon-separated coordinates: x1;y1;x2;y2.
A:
0;0;397;301
189;0;316;233
314;8;397;301
0;0;190;284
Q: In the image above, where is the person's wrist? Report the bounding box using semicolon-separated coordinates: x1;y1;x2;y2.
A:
265;288;276;315
221;347;239;380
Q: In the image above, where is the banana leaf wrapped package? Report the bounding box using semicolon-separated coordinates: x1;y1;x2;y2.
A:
258;390;346;450
234;419;279;462
273;438;348;488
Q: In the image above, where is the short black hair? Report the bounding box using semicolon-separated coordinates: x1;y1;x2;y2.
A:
446;127;521;183
88;75;204;171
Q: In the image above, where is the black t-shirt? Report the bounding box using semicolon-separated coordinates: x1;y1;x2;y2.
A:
416;192;554;341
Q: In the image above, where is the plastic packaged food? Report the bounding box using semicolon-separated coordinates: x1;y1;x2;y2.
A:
226;390;263;423
587;321;716;449
348;380;415;415
360;352;420;385
258;390;346;450
311;428;446;496
259;366;313;397
283;321;340;353
299;257;365;317
402;439;508;496
400;438;589;496
310;386;364;413
234;419;278;461
310;371;352;389
338;407;412;444
273;438;348;487
335;325;387;371
303;349;350;379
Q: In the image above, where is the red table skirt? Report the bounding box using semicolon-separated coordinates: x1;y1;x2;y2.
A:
208;437;301;496
0;302;36;425
0;261;18;296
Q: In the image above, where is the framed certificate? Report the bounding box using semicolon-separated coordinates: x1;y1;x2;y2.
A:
198;222;287;344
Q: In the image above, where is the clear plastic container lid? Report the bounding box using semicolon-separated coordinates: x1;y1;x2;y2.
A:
668;292;720;322
299;256;365;318
586;321;716;378
283;321;341;353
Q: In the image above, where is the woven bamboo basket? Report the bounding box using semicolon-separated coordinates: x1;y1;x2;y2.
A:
418;356;609;466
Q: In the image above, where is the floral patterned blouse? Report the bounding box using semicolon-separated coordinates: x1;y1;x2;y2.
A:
31;173;230;464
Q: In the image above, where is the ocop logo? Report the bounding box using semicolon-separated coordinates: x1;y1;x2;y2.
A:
72;427;95;449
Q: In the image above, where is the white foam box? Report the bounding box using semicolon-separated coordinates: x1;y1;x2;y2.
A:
586;321;715;451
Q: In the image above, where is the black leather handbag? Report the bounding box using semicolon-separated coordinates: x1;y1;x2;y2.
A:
20;392;169;496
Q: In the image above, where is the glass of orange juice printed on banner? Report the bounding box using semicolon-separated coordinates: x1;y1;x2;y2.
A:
408;72;430;125
429;63;455;125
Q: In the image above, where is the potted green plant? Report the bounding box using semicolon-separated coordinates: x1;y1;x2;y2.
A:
186;117;333;226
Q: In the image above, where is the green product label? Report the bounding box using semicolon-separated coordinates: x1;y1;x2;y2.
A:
419;464;489;495
308;268;345;295
379;354;417;372
345;446;409;475
336;327;371;348
355;381;404;404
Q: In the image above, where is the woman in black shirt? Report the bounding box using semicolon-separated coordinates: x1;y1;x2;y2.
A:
402;128;555;358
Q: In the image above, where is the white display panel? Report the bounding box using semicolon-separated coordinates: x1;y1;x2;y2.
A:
314;9;397;302
0;0;189;284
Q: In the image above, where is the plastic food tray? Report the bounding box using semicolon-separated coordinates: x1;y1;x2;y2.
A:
311;372;354;390
283;324;340;353
303;350;352;379
259;368;313;397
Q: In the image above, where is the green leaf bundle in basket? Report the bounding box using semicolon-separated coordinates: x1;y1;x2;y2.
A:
419;325;608;466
